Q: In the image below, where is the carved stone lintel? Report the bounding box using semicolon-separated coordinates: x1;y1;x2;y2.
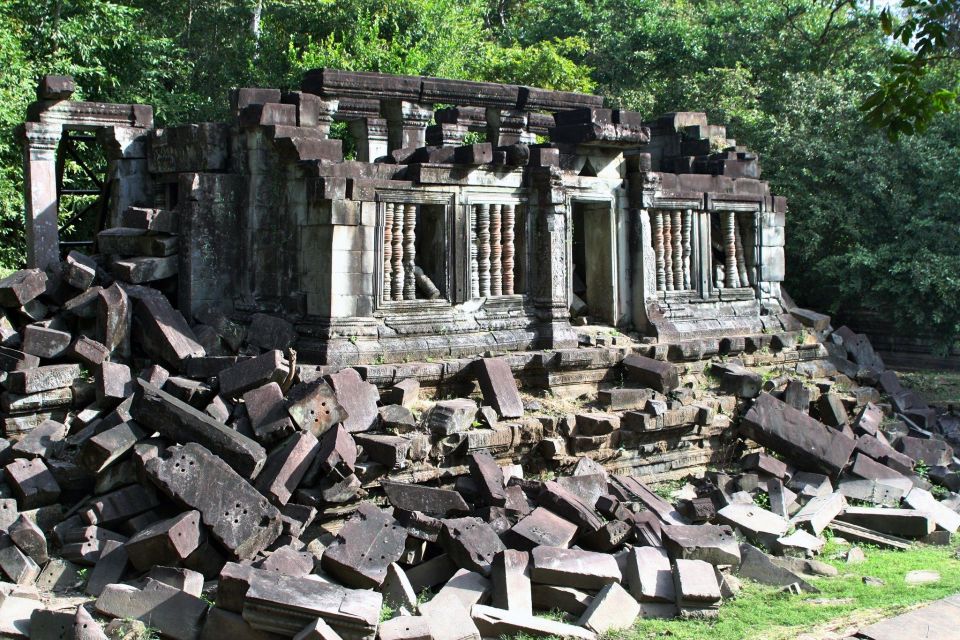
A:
502;205;516;295
490;204;502;296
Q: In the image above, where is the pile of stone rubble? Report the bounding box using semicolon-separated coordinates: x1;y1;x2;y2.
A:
0;262;956;639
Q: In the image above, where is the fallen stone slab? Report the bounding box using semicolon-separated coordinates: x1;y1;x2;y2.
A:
199;607;285;640
11;418;66;459
381;562;418;613
470;604;596;640
790;492;846;536
468;452;507;507
0;594;43;638
897;435;954;467
537;480;603;532
145;443;281;560
673;558;721;616
0;544;40;584
0;269;46;307
286;380;346;437
321;503;407;588
79;421;145;473
353;433;410;469
857;594;960;640
426;399;478;436
311;424;357;480
767;478;798;518
662;524;740;566
132;379;267;478
130;288;205;370
577;581;640;634
97;282;131;358
622;354;679;393
775;529;825;556
95;578;208;640
326;368;379;433
4;458;60;509
382;482;470;517
242;571;381;639
839;477;912;507
625;545;675;603
530;545;621;590
124;510;205;571
418;596;480;640
491;550;532;615
22;324;71;359
740;451;789;479
441;517;505;576
904;488;960;533
4;364;82;394
8;515;47;565
716;503;790;546
84;539;129;597
837;507;935;538
218;350;291;398
255;431;320;507
851;452;908;481
531;584;593;616
474;358;524;418
30;609;75;640
826;520;911;550
608;475;686;525
736;544;818;593
83;484;160;526
741;392;856;476
505;507;579;550
244;382;296;444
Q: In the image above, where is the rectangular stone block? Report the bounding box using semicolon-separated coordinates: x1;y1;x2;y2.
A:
321;503;407;588
218;350;290;398
491;550;532;615
96;578;207;640
622;354;679;392
530;546;621;590
5;364;81;394
382;481;470;517
255;431;320;507
474;358;524;419
470;604;595;640
577;581;640;634
131;288;205;370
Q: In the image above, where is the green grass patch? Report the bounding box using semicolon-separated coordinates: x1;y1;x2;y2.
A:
896;369;960;404
606;541;960;640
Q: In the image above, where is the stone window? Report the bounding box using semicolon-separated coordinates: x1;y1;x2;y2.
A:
468;203;525;298
710;210;757;290
380;201;451;303
650;209;698;293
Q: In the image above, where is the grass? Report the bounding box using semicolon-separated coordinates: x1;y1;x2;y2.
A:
608;540;960;640
896;369;960;404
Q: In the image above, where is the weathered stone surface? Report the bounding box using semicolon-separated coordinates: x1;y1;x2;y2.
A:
904;488;960;533
381;562;418;612
4;458;60;509
741;451;788;479
131;288;204;369
385;378;419;408
11;418;66;459
256;431;320;506
0;269;46;307
353;433;410;469
507;507;579;550
662;524;740;566
426;399;478;436
85;539;129;596
897;436;954;467
717;503;790;546
673;558;721;614
382;482;470;516
0;594;43;638
625;545;675;603
287;380;346;437
219;350;291;398
243;382;297;444
83;484;160;526
736;544;818;593
622;354;679;393
530;546;621;590
0;545;40;584
96;578;208;640
378;616;429;640
474;358;523;418
740;392;856;476
199;607;283;640
326;368;379;433
310;423;357;481
468;451;507;507
79;421;145;473
441;517;506;576
537;480;603;532
132;379;267;478
577;581;640;634
470;604;596;640
145;443;281;559
124;510;205;571
22;324;71;359
5;364;81;394
242;571;381;640
8;515;47;565
531;584;592;615
322;503;407;588
837;507;935;538
791;492;846;536
491;550;532;615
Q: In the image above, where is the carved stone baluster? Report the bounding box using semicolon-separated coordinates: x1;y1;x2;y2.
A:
477;203;491;297
722;211;740;288
733;212;749;288
383;203;394;301
652;210;665;291
740;215;757;286
403;204;417;299
391;202;404;300
663;212;673;291
470;205;480;298
682;209;693;290
502;204;515;295
671;209;683;290
490;204;502;296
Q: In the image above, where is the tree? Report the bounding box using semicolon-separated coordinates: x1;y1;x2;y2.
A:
862;0;960;138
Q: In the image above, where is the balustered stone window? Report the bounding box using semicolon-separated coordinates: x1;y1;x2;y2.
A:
468;202;525;298
379;199;453;305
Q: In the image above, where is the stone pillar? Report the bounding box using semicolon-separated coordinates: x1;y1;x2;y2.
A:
486;109;530;146
380;100;433;152
529;166;576;349
402;203;417;300
502;204;516;295
391;203;404;301
476;203;491;297
722;211;740;288
349;117;389;162
383;203;394;301
19;122;62;271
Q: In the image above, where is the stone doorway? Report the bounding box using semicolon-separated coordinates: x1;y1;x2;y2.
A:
571;200;617;325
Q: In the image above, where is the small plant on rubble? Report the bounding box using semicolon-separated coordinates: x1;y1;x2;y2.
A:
753;491;771;510
379;603;395;622
915;460;930;480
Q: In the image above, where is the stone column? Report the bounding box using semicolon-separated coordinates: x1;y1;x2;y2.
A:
349;117;389;162
380;100;433;152
391;202;404;300
502;204;515;295
402;203;417;300
383;203;394;301
19;122;62;271
722;211;740;288
490;204;502;296
476;204;491;297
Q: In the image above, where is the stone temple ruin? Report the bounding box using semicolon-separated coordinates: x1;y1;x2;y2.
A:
0;71;955;638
